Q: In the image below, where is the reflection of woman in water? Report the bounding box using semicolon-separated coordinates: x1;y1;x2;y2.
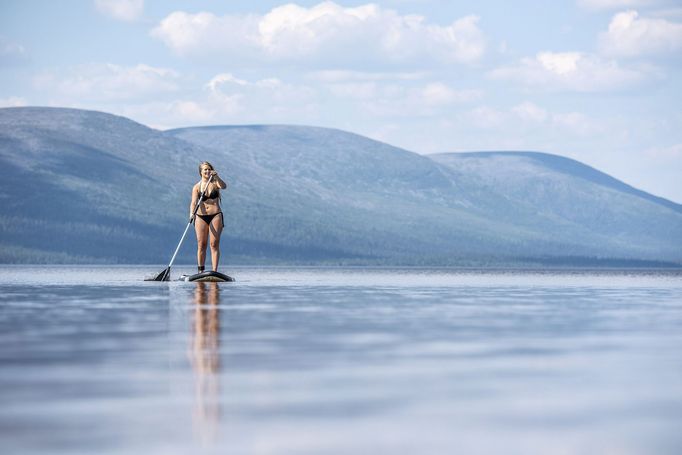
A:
191;162;228;273
190;282;221;444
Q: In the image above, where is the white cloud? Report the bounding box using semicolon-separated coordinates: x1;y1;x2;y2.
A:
550;112;600;135
0;37;28;66
468;106;507;129
308;70;425;82
150;11;261;59
45;71;468;128
167;100;215;123
576;0;653;11
206;73;314;99
645;143;682;160
34;63;179;101
95;0;144;22
151;2;486;67
137;72;481;126
206;73;249;91
200;73;318;121
326;81;378;99
0;39;25;57
598;10;682;57
468;102;601;137
538;52;583;74
488;51;652;91
512;101;548;123
327;80;481;117
0;96;28;107
421;83;480;106
307;69;481;116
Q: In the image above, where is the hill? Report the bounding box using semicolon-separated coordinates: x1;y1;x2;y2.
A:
0;107;680;265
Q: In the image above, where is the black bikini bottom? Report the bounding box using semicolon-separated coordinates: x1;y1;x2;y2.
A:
196;212;224;227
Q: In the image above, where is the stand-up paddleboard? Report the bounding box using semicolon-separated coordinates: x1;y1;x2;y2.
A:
179;271;235;282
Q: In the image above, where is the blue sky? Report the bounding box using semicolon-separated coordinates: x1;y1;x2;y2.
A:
1;0;681;202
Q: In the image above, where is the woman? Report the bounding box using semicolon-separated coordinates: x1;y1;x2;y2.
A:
191;162;228;273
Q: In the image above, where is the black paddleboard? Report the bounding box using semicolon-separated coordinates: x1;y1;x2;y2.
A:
180;271;235;282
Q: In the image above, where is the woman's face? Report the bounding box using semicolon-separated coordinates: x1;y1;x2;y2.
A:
201;165;212;179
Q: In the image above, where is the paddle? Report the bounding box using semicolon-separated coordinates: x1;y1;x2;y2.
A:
147;174;214;281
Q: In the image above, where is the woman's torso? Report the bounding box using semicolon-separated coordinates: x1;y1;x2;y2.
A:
195;181;221;215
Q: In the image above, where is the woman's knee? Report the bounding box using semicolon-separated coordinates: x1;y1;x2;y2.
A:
209;238;220;250
197;239;208;250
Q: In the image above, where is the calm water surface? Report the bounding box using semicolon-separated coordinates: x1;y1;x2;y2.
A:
1;266;681;454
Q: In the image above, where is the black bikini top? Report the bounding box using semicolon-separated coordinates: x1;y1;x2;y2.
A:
199;185;219;200
203;190;219;200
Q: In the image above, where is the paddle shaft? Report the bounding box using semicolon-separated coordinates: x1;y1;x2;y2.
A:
165;174;214;270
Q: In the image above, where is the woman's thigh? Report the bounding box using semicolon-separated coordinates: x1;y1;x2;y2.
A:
209;214;223;244
195;217;210;243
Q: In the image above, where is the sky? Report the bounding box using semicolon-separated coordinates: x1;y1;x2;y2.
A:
1;0;681;202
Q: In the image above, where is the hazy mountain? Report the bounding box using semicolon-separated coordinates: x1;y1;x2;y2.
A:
0;107;680;266
430;152;682;262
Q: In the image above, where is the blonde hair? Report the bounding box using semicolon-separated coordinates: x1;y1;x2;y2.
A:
198;161;214;176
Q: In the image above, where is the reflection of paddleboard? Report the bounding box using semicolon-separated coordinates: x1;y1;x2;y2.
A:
179;271;235;282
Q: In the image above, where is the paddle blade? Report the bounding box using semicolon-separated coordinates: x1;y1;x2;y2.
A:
145;267;171;281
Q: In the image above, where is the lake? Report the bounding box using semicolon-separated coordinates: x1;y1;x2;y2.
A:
1;266;681;454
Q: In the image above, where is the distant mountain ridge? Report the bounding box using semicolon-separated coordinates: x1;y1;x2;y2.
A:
437;151;682;214
0;107;680;265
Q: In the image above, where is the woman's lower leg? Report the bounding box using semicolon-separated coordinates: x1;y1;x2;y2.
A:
196;220;209;273
208;217;223;272
197;247;206;272
210;247;220;271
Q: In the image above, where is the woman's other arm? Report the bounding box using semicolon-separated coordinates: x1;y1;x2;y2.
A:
189;184;199;221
